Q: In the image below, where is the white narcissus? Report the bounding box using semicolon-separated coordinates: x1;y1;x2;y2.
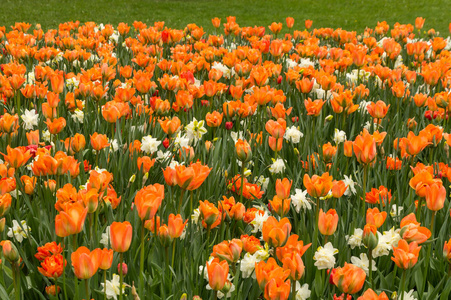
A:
284;126;303;143
313;242;338;270
291;189;312;212
21;109;39;130
141;135;161;154
100;274;125;300
7;220;30;243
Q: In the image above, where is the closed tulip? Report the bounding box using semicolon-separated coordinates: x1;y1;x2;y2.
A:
167;214;187;239
235;139;252;163
275;178;292;200
425;182;446;211
264;277;291;300
110;221;133;253
207;258;229;291
318;209;339;236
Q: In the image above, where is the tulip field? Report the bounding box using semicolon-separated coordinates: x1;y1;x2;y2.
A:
1;16;451;300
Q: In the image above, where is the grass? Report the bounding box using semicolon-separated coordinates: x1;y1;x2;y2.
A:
2;0;450;34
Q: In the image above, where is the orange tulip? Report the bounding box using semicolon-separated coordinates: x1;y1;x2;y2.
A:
134;184;164;220
366;100;390;119
391;239;421;270
304;98;324;116
45;117;66;135
110;221;133;253
2;146;32;169
167;214;187;239
275;178;292;200
235;139;252;163
286;17;294;29
26;130;40;145
71;246;101;279
78;188;99;213
90;133;110;151
405;131;430;156
343;141;353;157
366;208;387;228
362;224;379;249
332;263;366;294
205;111;223;127
318;209;339;236
55;202;88;237
264;277;291;300
137;156;155;173
269;196;291;217
211;17;221;29
268;22;282;35
409;169;439;197
0;113;19;134
282;251;304;281
98;248;114;270
0;193;12;217
332;180;347;198
20;175;36;195
295;78;314;94
415;17;425;30
185;162;211;191
207;258;229;291
38;254;66;278
240;234;262;254
211;239;242;263
425;182;446;211
71;133;86;153
322;142;337;162
199;200;220;227
353;132;376;164
265;119;286;138
276;234;311;261
262;216;291;247
268;136;283;152
303;172;333;198
175;165;195;189
357;289;389;300
162;166;177;186
255;257;290;291
443;238;451;263
1;240;19;262
87;170;113;193
400;222;431;244
159;116;181;135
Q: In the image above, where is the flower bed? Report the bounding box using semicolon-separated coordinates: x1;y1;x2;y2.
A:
0;17;450;299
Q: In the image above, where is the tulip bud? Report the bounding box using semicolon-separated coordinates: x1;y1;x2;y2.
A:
0;218;5;233
362;224;379;250
221;280;233;294
1;240;20;262
343;141;353;157
118;262;128;276
225;122;233;130
235;139;252;163
161;138;169;149
45;285;61;296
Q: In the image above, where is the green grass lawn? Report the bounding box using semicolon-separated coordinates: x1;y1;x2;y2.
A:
2;0;450;34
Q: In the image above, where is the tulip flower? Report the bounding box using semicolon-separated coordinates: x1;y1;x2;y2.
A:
357;289;389;300
55;202;88;237
282;252;304;280
425;182;446;211
366;208;387;228
255;258;290;291
71;246;101;279
303;172;333;198
207;258;229;291
264;277;291;300
443;238;451;263
134;184;164;220
167;214;187;239
262;217;291;247
235;139;252;163
391;239;421;270
275;178;292;200
211;239;243;263
332;263;366;294
38;254;66;278
318;209;339;236
110;221;133;253
2;146;32;169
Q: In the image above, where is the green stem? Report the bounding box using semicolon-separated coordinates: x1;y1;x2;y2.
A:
139;221;145;297
416;198;423;222
103;270;107;300
239;162;246;206
84;279;89;299
54;277;58;297
62;239;68;300
119;253;124;300
400;270;406;300
291;278;296;299
171;240;176;269
362;164;368;219
178;189;185;215
368;249;373;290
13;262;20;300
312;197;320;256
